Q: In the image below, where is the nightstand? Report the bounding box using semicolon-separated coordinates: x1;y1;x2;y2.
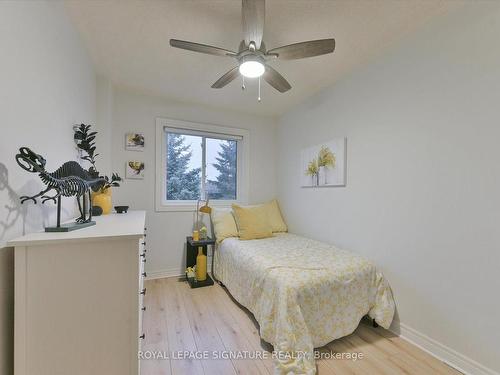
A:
186;236;216;288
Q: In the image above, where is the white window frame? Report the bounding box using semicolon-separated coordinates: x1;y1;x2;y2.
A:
155;118;249;212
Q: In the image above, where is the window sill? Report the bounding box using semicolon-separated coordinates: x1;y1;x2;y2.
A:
155;201;241;213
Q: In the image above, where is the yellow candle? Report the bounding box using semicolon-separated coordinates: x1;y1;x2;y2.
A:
192;230;199;241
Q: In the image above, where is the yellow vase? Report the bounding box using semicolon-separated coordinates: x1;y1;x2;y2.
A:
196;247;207;282
91;189;112;215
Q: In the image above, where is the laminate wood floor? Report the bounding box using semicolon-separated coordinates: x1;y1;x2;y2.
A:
141;277;461;375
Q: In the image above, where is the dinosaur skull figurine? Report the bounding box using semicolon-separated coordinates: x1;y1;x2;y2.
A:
15;147;46;173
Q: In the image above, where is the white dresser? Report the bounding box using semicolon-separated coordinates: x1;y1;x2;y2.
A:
8;211;147;375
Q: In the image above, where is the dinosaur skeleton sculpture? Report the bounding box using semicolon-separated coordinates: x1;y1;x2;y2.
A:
15;147;106;224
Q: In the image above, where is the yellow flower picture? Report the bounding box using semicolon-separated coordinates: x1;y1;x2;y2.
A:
125;133;145;151
301;138;346;187
126;161;145;179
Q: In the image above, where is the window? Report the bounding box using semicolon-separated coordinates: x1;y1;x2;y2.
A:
205;137;238;200
156;118;249;211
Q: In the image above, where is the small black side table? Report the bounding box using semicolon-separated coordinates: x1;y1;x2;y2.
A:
186;236;216;288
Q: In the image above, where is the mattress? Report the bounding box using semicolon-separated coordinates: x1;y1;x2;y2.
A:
214;233;395;375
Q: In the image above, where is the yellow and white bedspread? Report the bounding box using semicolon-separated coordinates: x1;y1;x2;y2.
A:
214;233;395;375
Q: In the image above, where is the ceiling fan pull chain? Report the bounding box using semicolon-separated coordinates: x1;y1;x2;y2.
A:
242;76;246;90
258;76;261;102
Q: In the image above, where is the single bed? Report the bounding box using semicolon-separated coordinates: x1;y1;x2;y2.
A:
214;233;395;375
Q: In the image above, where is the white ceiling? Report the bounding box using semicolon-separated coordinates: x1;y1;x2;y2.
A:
65;0;461;117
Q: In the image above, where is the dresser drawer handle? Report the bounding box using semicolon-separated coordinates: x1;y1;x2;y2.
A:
142;241;146;246
142;258;146;263
140;288;146;295
141;306;146;311
139;334;145;340
142;272;147;278
140;253;146;258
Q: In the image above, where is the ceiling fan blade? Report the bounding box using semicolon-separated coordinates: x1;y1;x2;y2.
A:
242;0;265;50
170;39;236;57
267;38;335;60
263;66;291;93
211;67;240;88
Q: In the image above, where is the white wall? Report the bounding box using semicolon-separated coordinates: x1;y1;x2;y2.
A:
95;76;114;178
277;2;500;373
0;2;96;373
111;88;277;276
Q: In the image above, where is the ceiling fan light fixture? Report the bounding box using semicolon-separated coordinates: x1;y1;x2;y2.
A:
239;59;265;78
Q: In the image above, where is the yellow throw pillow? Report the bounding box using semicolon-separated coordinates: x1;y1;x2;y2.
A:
211;207;238;244
264;199;288;233
232;204;273;240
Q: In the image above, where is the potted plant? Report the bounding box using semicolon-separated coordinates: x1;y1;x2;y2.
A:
74;124;122;214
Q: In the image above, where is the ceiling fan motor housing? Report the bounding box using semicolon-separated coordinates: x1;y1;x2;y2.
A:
239;54;265;66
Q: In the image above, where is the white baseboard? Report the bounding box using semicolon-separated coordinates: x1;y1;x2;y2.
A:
145;268;183;280
390;321;499;375
146;260;214;281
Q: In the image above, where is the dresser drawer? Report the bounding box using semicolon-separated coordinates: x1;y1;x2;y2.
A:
138;228;147;355
138;293;145;334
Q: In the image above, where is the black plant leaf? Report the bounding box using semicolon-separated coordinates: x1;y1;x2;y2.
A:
74;123;122;192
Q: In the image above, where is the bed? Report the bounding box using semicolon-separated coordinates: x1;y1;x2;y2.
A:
214;233;395;375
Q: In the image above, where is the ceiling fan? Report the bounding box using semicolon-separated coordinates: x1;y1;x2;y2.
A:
169;0;335;100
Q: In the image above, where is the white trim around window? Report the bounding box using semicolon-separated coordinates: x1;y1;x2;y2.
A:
155;117;250;212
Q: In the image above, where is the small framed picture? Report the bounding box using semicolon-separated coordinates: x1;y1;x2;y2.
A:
126;161;145;179
125;133;145;151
